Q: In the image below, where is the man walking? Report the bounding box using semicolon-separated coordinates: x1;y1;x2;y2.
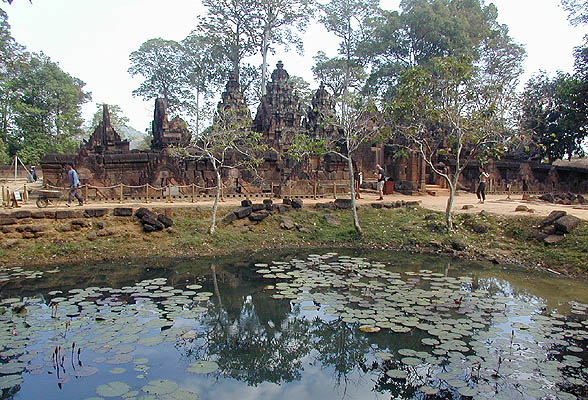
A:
65;163;83;206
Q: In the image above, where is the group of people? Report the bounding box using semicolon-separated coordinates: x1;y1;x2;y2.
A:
59;162;489;207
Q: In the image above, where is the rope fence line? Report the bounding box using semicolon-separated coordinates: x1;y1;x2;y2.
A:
2;181;358;207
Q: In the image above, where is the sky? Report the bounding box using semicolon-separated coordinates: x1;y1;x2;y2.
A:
3;0;587;134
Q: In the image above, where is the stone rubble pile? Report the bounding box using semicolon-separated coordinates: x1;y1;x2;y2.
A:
221;198;303;226
533;210;582;245
135;208;174;233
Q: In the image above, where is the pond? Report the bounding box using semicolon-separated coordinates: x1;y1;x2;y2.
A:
0;250;586;400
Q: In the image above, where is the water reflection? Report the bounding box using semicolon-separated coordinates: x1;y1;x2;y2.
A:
0;249;586;400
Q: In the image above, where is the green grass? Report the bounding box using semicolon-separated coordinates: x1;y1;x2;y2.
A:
2;204;587;277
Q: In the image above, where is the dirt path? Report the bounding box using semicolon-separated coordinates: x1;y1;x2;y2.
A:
3;180;587;221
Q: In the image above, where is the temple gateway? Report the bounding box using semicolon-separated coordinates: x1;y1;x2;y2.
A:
41;62;588;197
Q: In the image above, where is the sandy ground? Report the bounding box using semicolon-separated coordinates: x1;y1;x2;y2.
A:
2;178;588;220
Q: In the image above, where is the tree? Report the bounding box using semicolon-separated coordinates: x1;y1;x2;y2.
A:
248;0;314;96
8;52;90;164
360;0;520;100
196;0;258;83
387;56;516;231
0;7;24;163
311;51;365;99
87;103;129;132
299;0;379;236
173;106;266;234
128;38;193;115
561;0;588;26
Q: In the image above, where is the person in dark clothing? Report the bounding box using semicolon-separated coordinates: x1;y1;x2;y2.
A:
476;167;489;204
65;164;83;206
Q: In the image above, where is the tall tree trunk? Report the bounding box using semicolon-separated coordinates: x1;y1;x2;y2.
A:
444;172;460;232
209;165;221;234
195;88;200;138
260;28;269;97
346;145;363;237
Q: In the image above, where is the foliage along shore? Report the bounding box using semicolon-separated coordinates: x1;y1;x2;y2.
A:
1;204;587;279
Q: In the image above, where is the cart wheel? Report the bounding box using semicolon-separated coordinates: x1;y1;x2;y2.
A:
36;198;48;208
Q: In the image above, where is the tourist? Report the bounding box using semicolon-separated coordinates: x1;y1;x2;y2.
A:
375;164;386;200
476;167;489;204
65;163;83;206
29;166;37;182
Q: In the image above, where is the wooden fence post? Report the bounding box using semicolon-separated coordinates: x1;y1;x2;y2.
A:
191;183;195;203
23;183;27;202
167;184;172;203
84;185;88;204
313;182;317;200
333;182;337;199
119;184;123;203
270;182;274;198
145;185;149;203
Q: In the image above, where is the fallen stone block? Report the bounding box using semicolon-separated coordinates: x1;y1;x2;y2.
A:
515;205;529;212
84;209;109;218
462;205;475;210
221;212;237;225
283;198;292;205
71;219;89;227
263;199;273;206
280;216;296;230
539;193;555;203
134;207;150;219
544;235;565;245
554;215;581;234
334;199;352;210
405;201;421;207
113;207;133;217
252;203;265;212
233;206;252;219
31;211;46;219
55;210;82;219
371;203;383;209
1;226;16;234
541;210;567;227
275;204;291;214
11;210;31;219
249;212;270;222
0;217;16;226
541;225;557;235
291;199;303;209
241;199;252;207
157;214;173;228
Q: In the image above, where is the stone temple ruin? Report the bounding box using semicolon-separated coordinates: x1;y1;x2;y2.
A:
41;62;588;197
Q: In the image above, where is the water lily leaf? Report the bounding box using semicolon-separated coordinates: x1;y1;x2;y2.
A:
96;381;131;397
109;367;126;374
142;379;178;396
187;360;219;374
386;369;407;379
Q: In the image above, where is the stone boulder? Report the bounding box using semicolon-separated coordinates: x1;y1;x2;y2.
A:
541;210;567;227
291;199;303;209
0;217;16;226
252;203;265;212
544;235;565;245
554;215;581;234
539;193;555;203
241;199;252;207
249;212;270;222
221;212;237;225
11;210;31;219
275;204;291;214
334;199;352;210
135;207;150;219
233;206;252;219
113;207;133;217
84;209;108;218
515;205;529;212
280;216;296;230
283;198;292;205
371;202;383;209
157;214;173;228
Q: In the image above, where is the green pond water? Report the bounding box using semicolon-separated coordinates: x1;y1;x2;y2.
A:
0;249;586;400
